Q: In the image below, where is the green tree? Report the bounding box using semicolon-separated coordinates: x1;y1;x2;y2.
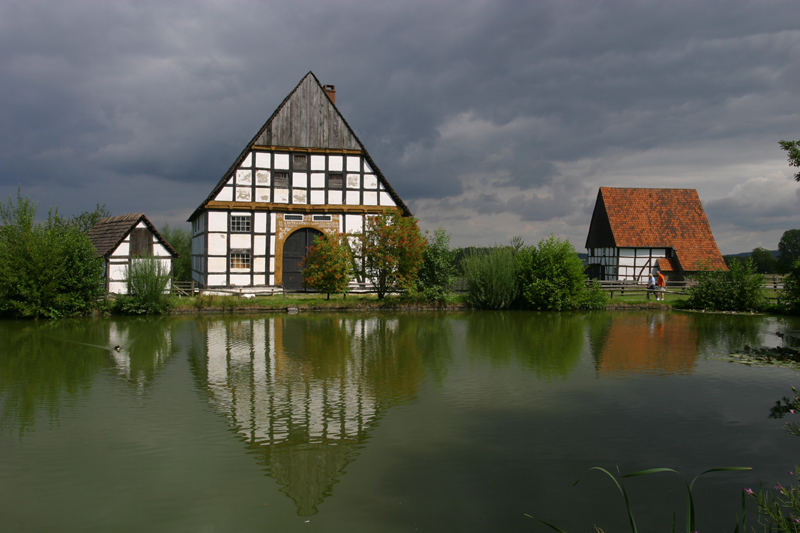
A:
359;211;426;299
417;228;455;302
303;233;352;300
516;236;607;311
69;203;110;233
160;224;191;282
686;258;764;311
778;229;800;273
0;192;105;318
779;139;800;182
750;247;778;274
782;259;800;314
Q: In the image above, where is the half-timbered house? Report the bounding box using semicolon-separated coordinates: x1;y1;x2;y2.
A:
87;213;178;294
188;72;410;292
585;187;727;281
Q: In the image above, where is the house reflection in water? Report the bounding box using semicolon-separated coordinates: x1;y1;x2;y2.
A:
594;313;699;375
189;315;425;516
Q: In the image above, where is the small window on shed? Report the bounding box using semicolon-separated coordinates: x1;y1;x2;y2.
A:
274;172;289;188
328;173;343;189
284;214;303;221
292;154;308;170
130;228;153;257
230;251;251;270
312;215;332;221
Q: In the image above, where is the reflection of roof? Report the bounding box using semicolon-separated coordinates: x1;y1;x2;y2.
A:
587;187;727;272
87;213;178;258
597;313;698;375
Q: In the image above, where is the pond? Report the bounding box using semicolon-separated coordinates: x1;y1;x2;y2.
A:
1;311;799;532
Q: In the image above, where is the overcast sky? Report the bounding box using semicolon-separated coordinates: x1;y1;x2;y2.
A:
1;0;799;253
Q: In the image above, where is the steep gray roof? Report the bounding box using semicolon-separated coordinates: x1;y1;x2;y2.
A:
87;213;179;258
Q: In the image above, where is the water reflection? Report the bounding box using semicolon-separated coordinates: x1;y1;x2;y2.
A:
0;318;175;434
188;314;451;515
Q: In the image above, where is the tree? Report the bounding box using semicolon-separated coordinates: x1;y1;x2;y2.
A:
359;211;426;299
750;247;778;274
160;224;192;282
69;203;110;233
779;139;800;182
782;259;800;314
417;228;455;302
302;233;352;300
0;192;104;318
778;229;800;273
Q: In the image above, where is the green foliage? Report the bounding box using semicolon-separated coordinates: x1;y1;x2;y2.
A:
750;247;779;274
779;230;800;273
749;471;800;532
779;139;800;182
783;260;800;314
303;233;352;300
686;259;765;311
160;224;191;282
0;192;105;318
68;203;110;233
114;258;171;314
516;236;608;311
462;245;519;309
359;211;426;299
417;228;455;302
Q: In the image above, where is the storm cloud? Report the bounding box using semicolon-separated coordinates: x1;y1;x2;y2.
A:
1;0;798;252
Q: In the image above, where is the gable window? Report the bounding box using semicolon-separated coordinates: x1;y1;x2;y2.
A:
292;154;308;170
230;251;251;269
231;215;251;233
274;171;289;188
130;228;153;256
328;173;343;189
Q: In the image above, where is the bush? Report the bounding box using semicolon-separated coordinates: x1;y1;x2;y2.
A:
417;229;455;302
0;193;105;318
303;233;352;300
462;245;519;309
686;259;764;311
516;236;607;311
782;259;800;314
114;258;171;314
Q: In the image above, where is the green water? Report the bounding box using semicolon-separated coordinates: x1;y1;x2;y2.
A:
1;311;799;531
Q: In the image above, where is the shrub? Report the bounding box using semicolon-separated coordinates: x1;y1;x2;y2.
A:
462;245;519;309
686;259;764;311
115;258;171;314
359;211;426;299
783;259;800;314
516;236;608;311
303;233;352;300
0;192;105;318
417;229;455;302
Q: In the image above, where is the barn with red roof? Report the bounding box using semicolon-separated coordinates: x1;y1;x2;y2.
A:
585;187;727;281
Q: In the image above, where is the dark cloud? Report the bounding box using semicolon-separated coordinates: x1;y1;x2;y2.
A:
0;0;798;251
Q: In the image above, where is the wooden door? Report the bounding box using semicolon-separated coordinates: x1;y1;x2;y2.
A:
282;228;322;291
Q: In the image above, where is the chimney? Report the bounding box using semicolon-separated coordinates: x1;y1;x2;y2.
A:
323;84;336;104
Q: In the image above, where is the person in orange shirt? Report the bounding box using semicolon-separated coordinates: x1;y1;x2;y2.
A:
656;269;666;301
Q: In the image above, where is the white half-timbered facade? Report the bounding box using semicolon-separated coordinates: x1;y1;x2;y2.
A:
87;213;179;294
188;72;410;292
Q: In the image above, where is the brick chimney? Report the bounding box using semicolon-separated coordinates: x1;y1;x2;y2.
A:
323;84;336;104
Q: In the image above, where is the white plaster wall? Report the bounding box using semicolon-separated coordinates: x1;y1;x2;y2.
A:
230;274;250;286
379;192;395;206
236;188;251;201
347;156;360;171
310;173;324;187
255;152;270;168
274;153;289;169
208;212;228;232
216;187;233;201
254;236;266;255
364;191;378;205
230;234;251;249
293;172;307;187
135;221;146;229
269;238;275;255
293;190;307;204
209;233;228;255
346;191;360;205
111;242;130;257
328;191;342;204
241;153;252;167
364;161;374;173
310;190;325;204
328;155;343;171
236;169;252;184
154;243;170;257
311;155;325;170
109;281;128;294
255;213;267;233
208;257;227;273
364;174;377;189
345;214;362;234
253;274;265;285
254;257;266;272
619;248;635;257
347;174;360;188
652;249;666;257
255;188;270;202
208;274;227;286
619;257;635;266
274;189;289;203
109;263;127;281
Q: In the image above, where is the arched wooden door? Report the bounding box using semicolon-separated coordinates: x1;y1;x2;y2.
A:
282;228;323;291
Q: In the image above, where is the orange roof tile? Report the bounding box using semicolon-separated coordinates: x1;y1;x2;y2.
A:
594;187;726;272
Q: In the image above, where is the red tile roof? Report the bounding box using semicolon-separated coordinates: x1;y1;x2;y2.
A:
597;187;727;272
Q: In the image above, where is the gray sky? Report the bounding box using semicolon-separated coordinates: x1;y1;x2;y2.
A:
1;0;799;253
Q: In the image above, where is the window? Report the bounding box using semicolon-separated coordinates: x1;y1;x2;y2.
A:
312;214;331;221
130;228;153;256
230;251;251;269
328;173;343;189
231;215;251;233
284;214;303;221
274;172;289;188
292;154;308;170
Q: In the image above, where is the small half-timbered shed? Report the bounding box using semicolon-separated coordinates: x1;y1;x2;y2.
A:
188;71;410;291
585;187;727;281
87;213;178;294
